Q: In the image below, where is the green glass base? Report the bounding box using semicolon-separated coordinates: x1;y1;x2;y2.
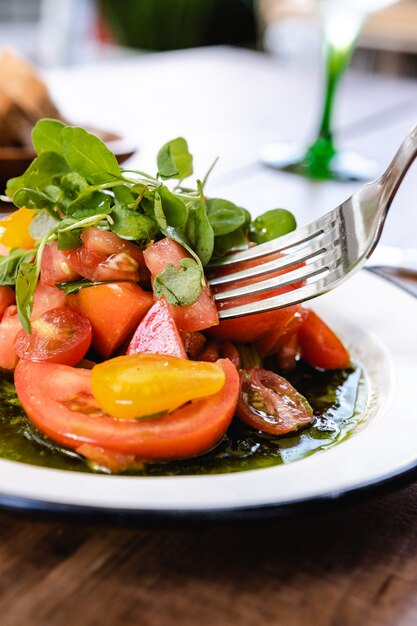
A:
260;141;377;182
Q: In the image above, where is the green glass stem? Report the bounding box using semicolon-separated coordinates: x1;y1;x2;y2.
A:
303;36;357;178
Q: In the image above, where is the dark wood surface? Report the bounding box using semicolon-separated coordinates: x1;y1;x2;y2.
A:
2;484;417;626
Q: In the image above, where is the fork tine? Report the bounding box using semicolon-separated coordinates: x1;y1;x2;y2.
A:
208;210;338;268
213;246;341;303
218;269;341;320
209;229;339;288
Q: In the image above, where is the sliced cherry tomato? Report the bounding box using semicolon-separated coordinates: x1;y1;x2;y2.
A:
255;306;306;357
237;367;313;435
70;227;148;284
0;283;66;370
199;338;241;369
0;208;35;250
298;309;350;370
127;296;187;359
180;331;207;360
68;282;153;358
209;251;304;343
91;354;226;419
14;358;239;461
0;286;15;320
15;306;92;366
143;238;219;332
40;241;80;286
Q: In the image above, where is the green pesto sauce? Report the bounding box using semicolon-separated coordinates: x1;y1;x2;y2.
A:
0;361;366;476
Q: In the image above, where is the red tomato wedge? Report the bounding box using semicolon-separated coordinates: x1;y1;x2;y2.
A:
40;241;81;286
68;282;153;358
237;367;313;435
209;252;304;343
127;296;186;359
0;283;66;371
14;358;239;461
143;238;219;332
15;306;92;366
70;227;148;284
298;309;350;370
0;286;15;320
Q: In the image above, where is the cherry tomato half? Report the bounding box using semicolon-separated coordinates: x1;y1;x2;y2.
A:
14;358;239;461
237;367;313;435
15;306;92;366
298;310;350;370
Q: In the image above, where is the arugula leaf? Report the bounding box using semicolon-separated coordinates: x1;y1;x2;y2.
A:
32;119;66;155
113;184;136;205
0;249;31;285
153;258;203;306
66;190;112;219
13;188;55;212
61;126;121;185
6;152;70;198
158;185;187;227
29;210;59;241
57;228;82;250
206;198;248;236
15;256;38;332
60;172;89;199
212;227;249;259
182;180;214;266
110;204;158;241
157;138;193;180
249;208;296;244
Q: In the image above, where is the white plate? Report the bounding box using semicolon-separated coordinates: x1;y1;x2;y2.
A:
0;270;416;519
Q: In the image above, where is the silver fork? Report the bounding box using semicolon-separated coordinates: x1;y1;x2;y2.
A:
209;124;417;320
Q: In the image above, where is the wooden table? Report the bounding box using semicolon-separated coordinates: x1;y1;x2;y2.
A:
1;47;417;626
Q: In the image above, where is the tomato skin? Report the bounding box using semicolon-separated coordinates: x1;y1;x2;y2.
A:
199;338;241;369
255;306;306;357
180;331;207;359
127;296;187;359
0;283;67;370
0;208;35;250
14;358;239;460
237;367;313;435
68;282;153;358
15;306;92;366
70;228;148;284
298;310;350;370
0;286;15;320
143;238;219;332
40;241;81;286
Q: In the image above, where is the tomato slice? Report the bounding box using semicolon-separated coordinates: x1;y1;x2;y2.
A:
15;306;92;366
237;367;313;435
127;296;187;359
14;358;239;461
143;238;219;332
0;286;15;320
298;309;350;370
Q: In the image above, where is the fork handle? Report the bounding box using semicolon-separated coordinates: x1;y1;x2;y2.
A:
379;123;417;211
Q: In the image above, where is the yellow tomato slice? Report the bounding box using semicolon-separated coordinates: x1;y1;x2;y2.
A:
91;354;226;420
0;208;35;250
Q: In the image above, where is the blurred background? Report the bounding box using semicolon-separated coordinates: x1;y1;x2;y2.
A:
0;0;416;76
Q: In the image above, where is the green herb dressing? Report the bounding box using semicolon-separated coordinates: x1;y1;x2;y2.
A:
0;361;366;476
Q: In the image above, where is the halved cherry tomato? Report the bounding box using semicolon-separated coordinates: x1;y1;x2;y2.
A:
237;367;313;435
255;306;306;357
0;286;15;320
14;358;239;460
298;310;350;370
40;241;80;286
15;306;92;366
143;238;219;332
91;354;226;419
68;282;153;358
0;283;66;370
0;208;35;250
199;338;241;369
127;296;187;359
70;227;148;284
180;331;207;360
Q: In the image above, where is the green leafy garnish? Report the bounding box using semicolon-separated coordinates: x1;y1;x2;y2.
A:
32;119;66;155
61;126;121;185
153;258;203;306
157;137;193;180
249;208;296;244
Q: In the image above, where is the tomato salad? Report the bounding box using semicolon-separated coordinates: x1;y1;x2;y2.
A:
0;121;351;473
